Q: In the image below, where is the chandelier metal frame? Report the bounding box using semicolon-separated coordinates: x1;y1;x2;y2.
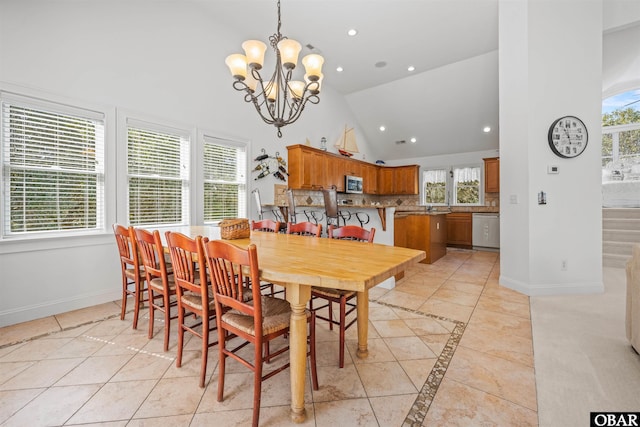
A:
226;0;323;138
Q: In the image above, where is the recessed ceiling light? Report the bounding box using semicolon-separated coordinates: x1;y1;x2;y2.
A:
379;126;386;132
347;29;358;36
410;137;417;143
374;61;387;68
483;126;491;133
336;66;343;72
407;66;415;72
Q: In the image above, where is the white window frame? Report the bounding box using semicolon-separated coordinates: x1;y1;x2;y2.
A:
118;112;192;227
200;133;248;223
422;163;484;207
0;91;108;240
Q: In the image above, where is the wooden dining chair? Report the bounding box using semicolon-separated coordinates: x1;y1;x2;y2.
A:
165;231;218;388
133;227;178;352
286;221;322;238
250;219;281;233
310;224;376;368
112;224;148;329
202;239;318;427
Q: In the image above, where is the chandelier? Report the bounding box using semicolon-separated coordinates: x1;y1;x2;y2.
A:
225;0;325;138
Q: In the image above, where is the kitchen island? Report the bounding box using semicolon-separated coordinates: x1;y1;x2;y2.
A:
394;212;447;264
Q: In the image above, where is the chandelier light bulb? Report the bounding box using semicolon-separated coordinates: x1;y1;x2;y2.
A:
241;40;267;70
288;81;305;100
225;54;248;80
304;73;323;94
277;39;302;70
302;54;324;81
266;82;278;102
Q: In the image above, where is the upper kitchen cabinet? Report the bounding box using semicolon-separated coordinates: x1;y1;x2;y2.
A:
378;165;420;195
484;157;499;193
362;163;378;194
288;145;326;190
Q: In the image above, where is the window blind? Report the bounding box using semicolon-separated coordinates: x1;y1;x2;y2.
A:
1;97;105;236
203;135;247;222
127;124;189;226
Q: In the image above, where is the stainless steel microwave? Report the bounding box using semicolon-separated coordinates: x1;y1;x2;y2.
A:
345;175;363;194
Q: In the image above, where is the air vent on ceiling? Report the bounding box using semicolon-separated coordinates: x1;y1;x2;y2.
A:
395;140;406;145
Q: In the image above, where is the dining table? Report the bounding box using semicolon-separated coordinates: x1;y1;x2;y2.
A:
160;224;425;423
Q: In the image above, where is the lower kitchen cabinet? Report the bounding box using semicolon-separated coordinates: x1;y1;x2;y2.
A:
446;212;472;248
394;214;447;264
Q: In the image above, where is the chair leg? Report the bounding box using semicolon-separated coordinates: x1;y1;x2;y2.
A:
176;306;185;368
253;338;263;427
200;316;208;388
148;288;155;339
328;301;334;331
310;311;319;390
217;330;226;402
132;278;141;330
163;293;171;352
120;276;128;321
339;297;347;369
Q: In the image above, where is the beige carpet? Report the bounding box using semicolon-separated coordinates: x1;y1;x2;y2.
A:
531;267;640;427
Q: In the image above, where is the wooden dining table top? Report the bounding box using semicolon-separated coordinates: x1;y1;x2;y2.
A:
162;225;426;291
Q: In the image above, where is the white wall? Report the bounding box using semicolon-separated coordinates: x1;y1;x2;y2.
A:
499;0;604;295
0;1;367;326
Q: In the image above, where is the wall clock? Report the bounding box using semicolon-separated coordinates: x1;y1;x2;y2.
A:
547;115;588;158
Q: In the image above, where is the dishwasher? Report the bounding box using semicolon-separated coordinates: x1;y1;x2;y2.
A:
472;213;500;249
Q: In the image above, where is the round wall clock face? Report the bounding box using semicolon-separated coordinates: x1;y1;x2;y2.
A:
547;116;588;158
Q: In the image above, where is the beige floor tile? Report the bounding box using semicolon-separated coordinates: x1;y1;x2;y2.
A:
399;358;438;389
356;360;418;397
477;293;531;319
371;319;416;338
348;337;395;364
311;364;367;402
439;279;485;297
431;287;481;307
448;270;489;285
424;378;537;426
313;398;379;427
135;376;207;418
367;304;401;321
403;316;452;335
377;290;426;310
0;337;72;362
0;388;44;424
55;301;121;330
0;360;33;386
66;379;157;424
2;384;101;427
163;348;217;380
459;322;534;367
468;308;533;340
384;336;437;360
45;334;110;359
0;316;60;347
445;345;537;411
370;393;418;426
0;357;84;390
393;281;440;298
110;351;173;382
418;298;474;323
128;414;193;426
55;354;133;386
83;318;132;337
419;334;451;356
91;332;155;357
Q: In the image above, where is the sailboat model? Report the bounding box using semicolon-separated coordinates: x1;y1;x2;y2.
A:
334;125;359;157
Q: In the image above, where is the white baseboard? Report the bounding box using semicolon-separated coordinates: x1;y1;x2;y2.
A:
0;289;121;328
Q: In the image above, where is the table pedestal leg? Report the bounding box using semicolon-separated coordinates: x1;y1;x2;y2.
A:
356;289;369;359
286;283;311;423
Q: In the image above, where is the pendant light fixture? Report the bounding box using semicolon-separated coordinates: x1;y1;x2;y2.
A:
225;0;324;138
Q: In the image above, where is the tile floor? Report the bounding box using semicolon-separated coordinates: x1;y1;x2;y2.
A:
0;248;538;426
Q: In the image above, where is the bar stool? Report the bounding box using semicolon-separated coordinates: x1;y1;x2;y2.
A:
252;188;286;227
286;188;323;225
321;186;351;231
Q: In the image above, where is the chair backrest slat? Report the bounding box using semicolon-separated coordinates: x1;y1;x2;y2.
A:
165;231;209;309
287;221;322;237
328;225;375;243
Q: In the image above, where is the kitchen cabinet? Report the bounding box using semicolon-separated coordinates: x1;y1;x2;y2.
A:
394;214;447;264
484;157;499;193
446;212;472;248
287;144;419;195
377;165;420;195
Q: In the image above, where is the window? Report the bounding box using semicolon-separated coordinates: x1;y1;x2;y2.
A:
423;165;482;206
1;93;105;237
127;120;190;226
203;135;247;222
